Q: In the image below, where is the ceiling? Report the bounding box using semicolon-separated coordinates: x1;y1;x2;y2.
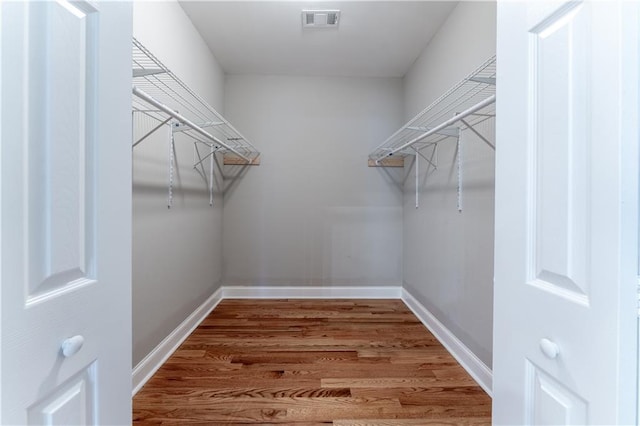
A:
179;1;458;78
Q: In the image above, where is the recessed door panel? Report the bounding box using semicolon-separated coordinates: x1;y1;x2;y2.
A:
527;2;590;304
525;360;587;425
28;363;97;426
26;0;98;303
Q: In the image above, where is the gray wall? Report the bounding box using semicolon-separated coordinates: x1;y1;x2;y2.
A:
402;1;497;367
132;1;226;366
222;75;404;287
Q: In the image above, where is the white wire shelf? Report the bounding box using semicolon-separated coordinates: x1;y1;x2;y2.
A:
369;55;496;163
132;38;260;163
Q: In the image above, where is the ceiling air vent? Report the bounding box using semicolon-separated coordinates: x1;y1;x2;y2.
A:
302;10;340;28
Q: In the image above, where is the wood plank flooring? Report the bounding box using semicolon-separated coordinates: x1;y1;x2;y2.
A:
133;299;491;425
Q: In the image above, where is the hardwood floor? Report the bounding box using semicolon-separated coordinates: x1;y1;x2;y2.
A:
133;299;491;425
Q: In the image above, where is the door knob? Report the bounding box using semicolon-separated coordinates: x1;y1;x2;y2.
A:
539;338;559;359
61;335;85;357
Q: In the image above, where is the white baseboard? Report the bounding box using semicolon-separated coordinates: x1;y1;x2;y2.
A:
131;284;492;398
401;288;493;396
131;287;223;396
221;285;402;299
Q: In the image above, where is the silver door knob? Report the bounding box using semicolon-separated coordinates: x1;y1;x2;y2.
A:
61;335;84;357
539;338;559;359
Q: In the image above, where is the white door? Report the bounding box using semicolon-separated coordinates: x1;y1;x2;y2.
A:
1;1;132;424
493;1;639;424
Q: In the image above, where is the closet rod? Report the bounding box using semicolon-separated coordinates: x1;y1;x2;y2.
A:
378;94;496;162
132;86;252;163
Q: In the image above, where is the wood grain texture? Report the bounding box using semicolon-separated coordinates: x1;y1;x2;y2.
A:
368;157;405;167
133;299;491;425
224;153;261;165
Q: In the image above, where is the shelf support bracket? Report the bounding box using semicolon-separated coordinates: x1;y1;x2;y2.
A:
168;121;175;209
414;143;439;210
414;147;419;209
209;144;214;207
415;145;438;170
456;129;463;213
193;141;215;207
460;118;495;150
193;142;206;178
193;145;218;170
133;117;171;148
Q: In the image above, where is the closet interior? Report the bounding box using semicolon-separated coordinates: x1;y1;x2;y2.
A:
131;0;497;417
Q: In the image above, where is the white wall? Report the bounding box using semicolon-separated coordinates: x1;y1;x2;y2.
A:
223;75;404;287
132;1;226;366
402;1;497;367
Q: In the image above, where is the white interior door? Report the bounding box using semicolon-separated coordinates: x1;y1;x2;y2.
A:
1;1;132;424
493;1;639;424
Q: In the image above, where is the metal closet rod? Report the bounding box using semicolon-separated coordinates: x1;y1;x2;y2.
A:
132;86;252;163
377;94;496;162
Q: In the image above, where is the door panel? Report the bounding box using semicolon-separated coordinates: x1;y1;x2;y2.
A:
529;2;589;302
27;363;97;426
1;1;132;424
525;360;588;425
493;1;639;424
27;0;98;302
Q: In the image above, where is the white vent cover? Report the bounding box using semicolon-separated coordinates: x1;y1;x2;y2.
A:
302;10;340;28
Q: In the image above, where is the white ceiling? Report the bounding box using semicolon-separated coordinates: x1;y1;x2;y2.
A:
179;1;458;78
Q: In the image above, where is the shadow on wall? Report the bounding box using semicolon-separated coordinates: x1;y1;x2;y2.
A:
223;162;253;199
371;161;410;192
